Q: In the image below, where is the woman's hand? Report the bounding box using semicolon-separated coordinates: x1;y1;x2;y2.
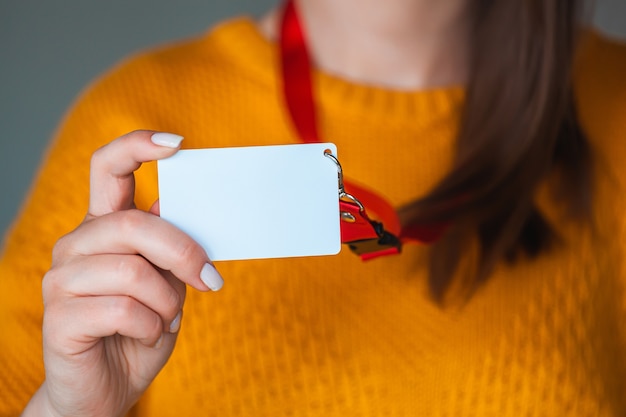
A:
22;131;223;417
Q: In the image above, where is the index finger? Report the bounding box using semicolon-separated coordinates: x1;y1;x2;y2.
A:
89;130;184;217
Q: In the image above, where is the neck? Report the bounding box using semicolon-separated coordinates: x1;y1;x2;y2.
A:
258;0;473;90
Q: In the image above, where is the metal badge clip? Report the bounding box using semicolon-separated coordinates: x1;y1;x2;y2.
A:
324;149;401;259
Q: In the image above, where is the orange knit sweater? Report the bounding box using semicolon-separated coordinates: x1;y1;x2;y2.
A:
1;18;626;416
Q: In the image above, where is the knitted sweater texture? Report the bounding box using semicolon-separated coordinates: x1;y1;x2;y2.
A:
1;18;626;416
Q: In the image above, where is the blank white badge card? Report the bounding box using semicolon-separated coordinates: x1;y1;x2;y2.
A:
157;143;341;261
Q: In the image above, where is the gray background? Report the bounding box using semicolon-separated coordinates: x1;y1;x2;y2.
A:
1;0;625;241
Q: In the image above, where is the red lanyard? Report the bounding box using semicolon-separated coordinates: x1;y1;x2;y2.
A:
279;0;443;260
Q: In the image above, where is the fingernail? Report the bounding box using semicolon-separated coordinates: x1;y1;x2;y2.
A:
169;311;182;333
200;263;223;291
151;132;184;148
154;333;164;349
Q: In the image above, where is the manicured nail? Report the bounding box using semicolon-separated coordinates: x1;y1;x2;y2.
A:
151;132;184;148
154;333;164;349
169;311;182;333
200;263;223;291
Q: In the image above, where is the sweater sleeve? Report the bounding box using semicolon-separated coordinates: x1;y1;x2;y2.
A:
0;55;163;415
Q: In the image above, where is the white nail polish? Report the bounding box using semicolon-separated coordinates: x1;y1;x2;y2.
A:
200;263;224;291
169;311;182;333
151;132;184;148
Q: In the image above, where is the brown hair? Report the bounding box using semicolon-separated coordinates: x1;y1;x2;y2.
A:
399;0;592;300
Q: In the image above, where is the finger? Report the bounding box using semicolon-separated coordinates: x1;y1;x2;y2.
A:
89;130;184;217
159;269;187;333
149;199;160;216
54;209;223;292
45;295;165;351
44;254;184;332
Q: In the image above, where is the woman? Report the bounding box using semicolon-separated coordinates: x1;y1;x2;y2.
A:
2;0;626;415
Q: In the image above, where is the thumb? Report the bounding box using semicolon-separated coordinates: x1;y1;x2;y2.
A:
88;131;183;217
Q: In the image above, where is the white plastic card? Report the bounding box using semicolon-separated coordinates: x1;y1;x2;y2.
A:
157;143;341;261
